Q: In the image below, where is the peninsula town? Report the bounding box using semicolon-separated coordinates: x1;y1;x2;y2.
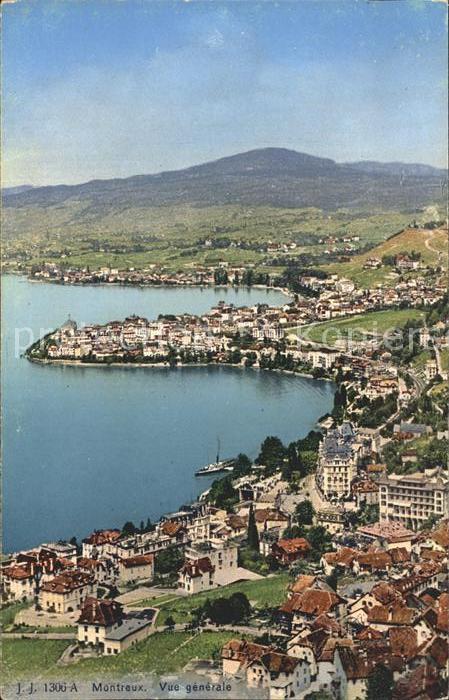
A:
3;217;449;700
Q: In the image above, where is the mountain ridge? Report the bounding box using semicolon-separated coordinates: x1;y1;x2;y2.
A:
3;147;445;211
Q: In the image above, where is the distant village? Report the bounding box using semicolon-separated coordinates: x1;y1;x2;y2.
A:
4;244;448;699
27;262;446;369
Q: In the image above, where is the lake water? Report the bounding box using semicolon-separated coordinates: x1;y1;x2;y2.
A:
1;275;334;552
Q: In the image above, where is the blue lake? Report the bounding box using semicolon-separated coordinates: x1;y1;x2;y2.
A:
2;275;334;552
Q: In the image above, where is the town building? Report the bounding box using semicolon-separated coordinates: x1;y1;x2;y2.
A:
272;538;311;566
178;556;215;595
39;570;96;614
222;639;311;699
118;554;154;585
77;597;154;655
316;423;362;500
378;468;449;530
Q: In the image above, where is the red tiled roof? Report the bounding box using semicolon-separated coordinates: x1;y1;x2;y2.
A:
427;636;448;669
77;557;104;571
40;570;94;594
436;592;448;634
336;646;368;680
274;538;311;554
393;663;441;700
227;515;247;531
2;565;32;581
121;554;154;569
356;550;392;571
324;547;357;568
311;613;342;635
390;548;411;565
78;597;123;626
258;651;298;675
221;639;268;665
255;509;288;524
368;603;415;626
281;588;343;617
180;557;214;579
355;626;384;641
161;521;185;537
371;582;405;606
389;627;418;659
83;529;121;546
357;521;416;543
419;549;446;563
428;522;449;549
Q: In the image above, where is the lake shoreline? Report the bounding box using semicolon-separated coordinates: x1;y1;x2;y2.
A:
27;355;334;383
5;273;292;302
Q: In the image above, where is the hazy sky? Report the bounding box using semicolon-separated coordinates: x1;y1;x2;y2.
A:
3;0;447;187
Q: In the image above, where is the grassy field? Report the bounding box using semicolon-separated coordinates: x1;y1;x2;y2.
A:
65;631;239;678
297;308;425;346
323;227;448;287
1;631;243;683
439;348;449;373
3;205;416;274
0;601;30;630
130;573;290;626
411;349;432;373
1;639;70;685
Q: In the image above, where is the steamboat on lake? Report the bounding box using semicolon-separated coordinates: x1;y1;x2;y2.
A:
195;439;235;476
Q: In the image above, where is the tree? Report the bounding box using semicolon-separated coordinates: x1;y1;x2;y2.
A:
228;592;251;622
367;664;394;700
165;615;176;631
208;475;238;510
139;520;145;533
154;546;184;575
295;500;315;526
233;453;252;478
205;592;251;625
282;525;306;540
122;521;136;537
247;504;259;552
307;526;332;554
299;451;318;474
282;443;300;480
145;517;155;533
256;436;286;474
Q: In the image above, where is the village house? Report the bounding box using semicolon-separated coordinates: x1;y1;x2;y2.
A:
356;520;417;551
347;582;405;626
118;554;154;585
393;422;433;441
333;646;369;700
184;540;238;583
82;529;122;559
1;564;35;602
76;557;111;585
178;556;215;595
351;478;379;509
272;538;311;566
316;507;346;535
77;597;154;655
41;541;78;563
39;570;96;614
221;639;311;700
279;585;346;633
425;358;438;381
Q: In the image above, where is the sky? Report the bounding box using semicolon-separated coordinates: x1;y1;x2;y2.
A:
2;0;447;187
